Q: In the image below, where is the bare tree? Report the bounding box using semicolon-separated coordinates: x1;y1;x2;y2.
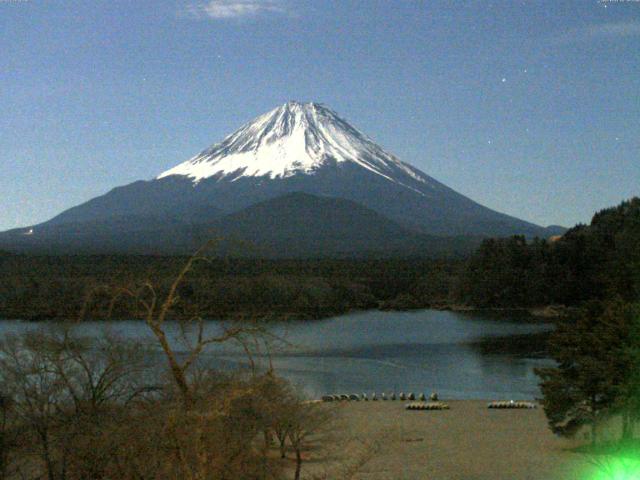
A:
0;325;151;480
0;332;69;480
0;238;337;480
286;401;333;480
0;393;22;480
83;241;267;409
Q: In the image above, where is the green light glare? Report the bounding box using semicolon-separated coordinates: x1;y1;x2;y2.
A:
586;454;640;480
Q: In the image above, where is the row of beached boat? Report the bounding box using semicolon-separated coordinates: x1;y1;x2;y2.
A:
405;400;537;410
405;402;450;410
486;400;537;409
321;392;438;402
320;394;537;410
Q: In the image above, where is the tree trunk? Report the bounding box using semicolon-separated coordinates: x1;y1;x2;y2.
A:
591;397;598;447
294;448;302;480
622;409;633;441
38;429;57;480
148;321;192;408
279;438;286;459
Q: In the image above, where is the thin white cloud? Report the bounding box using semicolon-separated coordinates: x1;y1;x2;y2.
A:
551;21;640;45
186;0;289;20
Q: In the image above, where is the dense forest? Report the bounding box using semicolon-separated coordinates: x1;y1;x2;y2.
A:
1;197;637;322
0;254;460;321
457;197;640;308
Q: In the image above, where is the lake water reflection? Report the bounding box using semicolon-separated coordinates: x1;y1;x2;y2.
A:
0;309;553;400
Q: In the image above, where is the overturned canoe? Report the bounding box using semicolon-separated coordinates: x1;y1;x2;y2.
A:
405;402;450;411
487;401;537;409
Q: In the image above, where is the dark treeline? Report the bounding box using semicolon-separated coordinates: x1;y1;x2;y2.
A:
2;197;637;322
0;253;462;321
457;197;640;308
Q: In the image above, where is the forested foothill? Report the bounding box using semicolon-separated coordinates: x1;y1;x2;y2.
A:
0;254;460;321
457;197;640;309
1;198;638;322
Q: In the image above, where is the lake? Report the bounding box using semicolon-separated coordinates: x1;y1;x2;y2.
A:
0;309;553;400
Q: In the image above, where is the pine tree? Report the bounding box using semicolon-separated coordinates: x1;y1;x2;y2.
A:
536;300;631;444
617;303;640;440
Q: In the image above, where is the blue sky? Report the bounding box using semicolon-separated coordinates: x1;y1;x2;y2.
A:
1;0;639;230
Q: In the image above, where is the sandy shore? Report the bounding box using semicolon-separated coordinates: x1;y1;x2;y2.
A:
301;400;593;480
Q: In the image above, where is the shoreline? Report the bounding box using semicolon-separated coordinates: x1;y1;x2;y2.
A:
4;304;568;323
304;399;593;480
433;303;570;320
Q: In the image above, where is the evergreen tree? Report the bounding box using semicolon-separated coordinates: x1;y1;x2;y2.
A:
617;303;640;440
536;300;632;444
457;197;640;309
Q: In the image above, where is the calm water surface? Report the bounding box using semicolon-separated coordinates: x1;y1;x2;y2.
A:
0;309;553;400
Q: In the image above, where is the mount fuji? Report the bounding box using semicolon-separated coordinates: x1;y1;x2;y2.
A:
0;102;563;256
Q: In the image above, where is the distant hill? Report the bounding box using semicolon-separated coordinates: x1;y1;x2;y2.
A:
199;192;482;258
544;225;568;237
0;193;482;258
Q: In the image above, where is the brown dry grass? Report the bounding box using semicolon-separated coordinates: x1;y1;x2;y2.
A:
300;400;593;480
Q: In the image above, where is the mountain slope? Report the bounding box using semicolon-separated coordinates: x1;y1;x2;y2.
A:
0;193;481;257
200;192;480;257
0;214;196;254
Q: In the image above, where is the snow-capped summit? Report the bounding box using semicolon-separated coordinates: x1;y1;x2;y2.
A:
157;101;432;193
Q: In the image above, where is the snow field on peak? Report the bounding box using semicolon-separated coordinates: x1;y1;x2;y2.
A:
157;102;434;193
